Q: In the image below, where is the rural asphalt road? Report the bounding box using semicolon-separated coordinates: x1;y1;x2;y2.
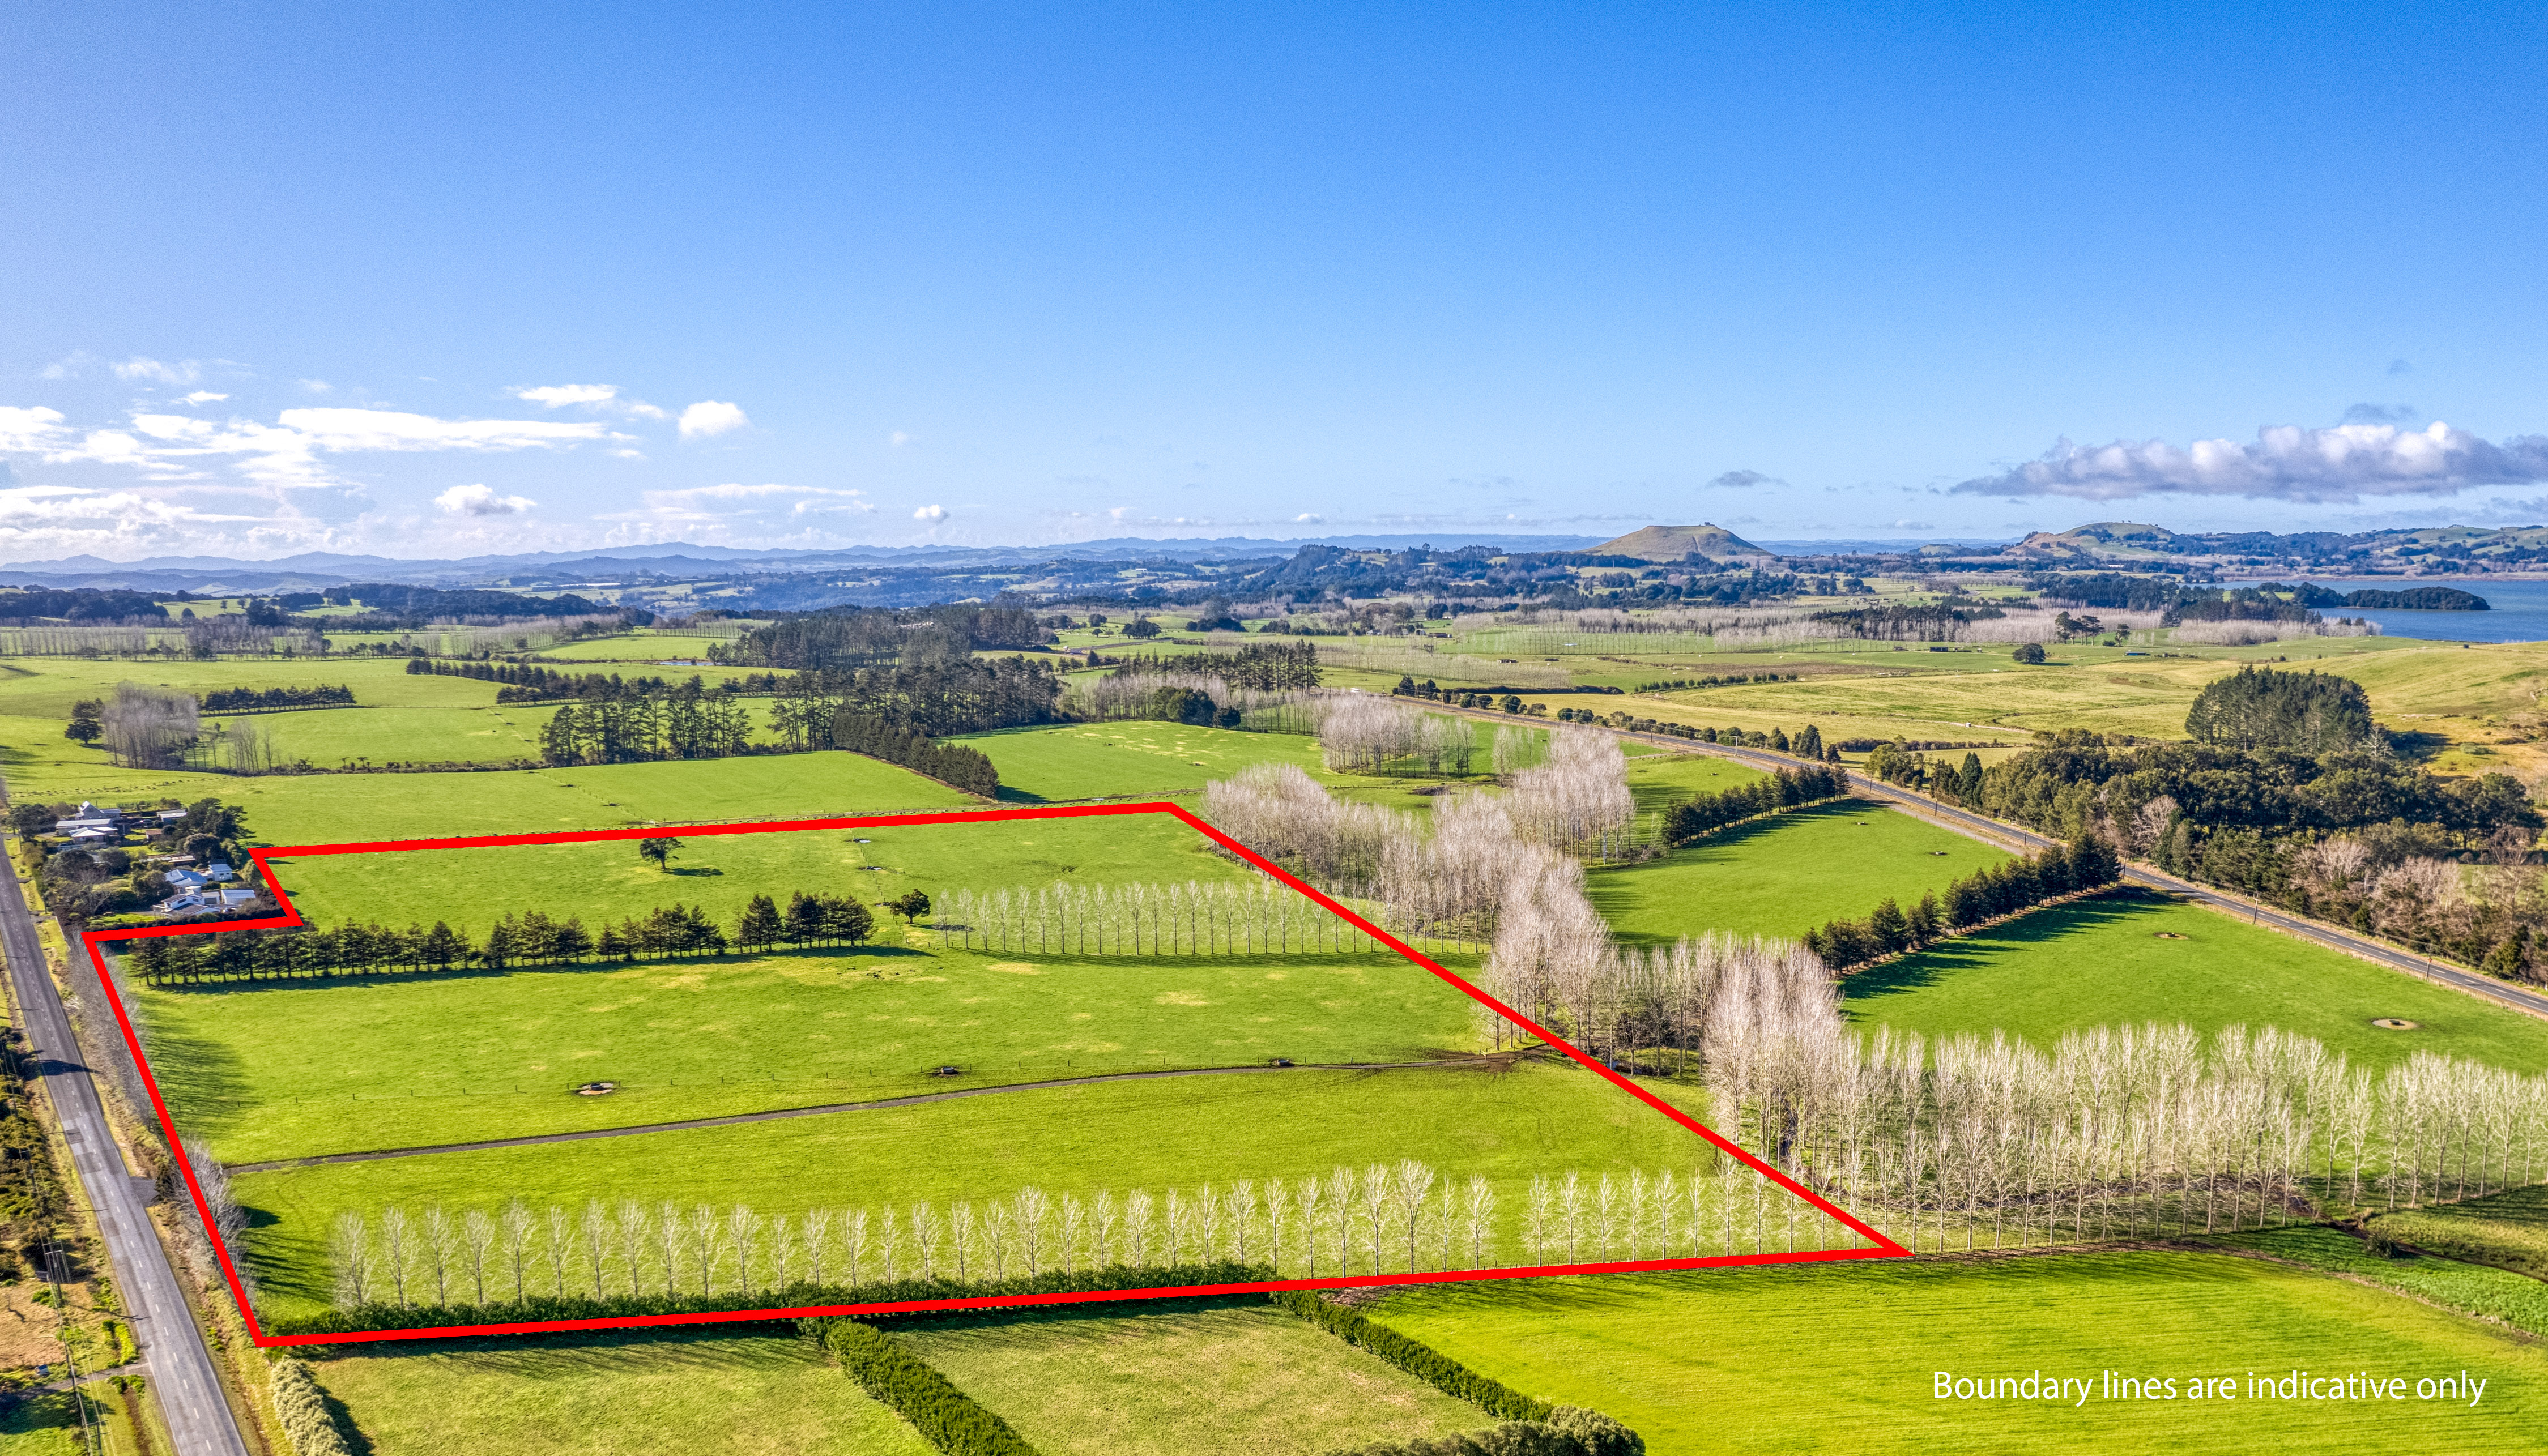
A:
0;836;250;1456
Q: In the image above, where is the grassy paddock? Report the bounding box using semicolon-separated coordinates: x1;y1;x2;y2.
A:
8;752;974;847
954;720;1523;814
2214;1225;2548;1337
1843;889;2548;1073
314;1328;931;1455
956;723;1332;802
229;1063;1765;1322
1590;801;2009;943
2367;1184;2548;1280
896;1304;1485;1455
137;940;1485;1164
265;810;1247;928
1372;1251;2548;1454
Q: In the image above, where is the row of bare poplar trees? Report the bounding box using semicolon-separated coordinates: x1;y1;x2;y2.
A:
934;879;1387;957
323;1156;1869;1309
1702;971;2548;1252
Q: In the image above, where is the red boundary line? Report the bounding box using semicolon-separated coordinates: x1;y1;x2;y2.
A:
79;801;1907;1347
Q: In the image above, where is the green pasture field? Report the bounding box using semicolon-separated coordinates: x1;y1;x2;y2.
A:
957;718;1570;815
136;937;1485;1164
266;808;1250;926
1618;752;1760;821
1590;802;2009;943
7;752;973;846
2214;1225;2548;1337
957;723;1333;802
194;697;794;772
897;1304;1485;1455
0;654;500;719
231;1062;1776;1321
1482;633;2431;741
313;1329;930;1455
535;629;746;662
1372;1250;2548;1454
2367;1185;2548;1281
1843;889;2548;1073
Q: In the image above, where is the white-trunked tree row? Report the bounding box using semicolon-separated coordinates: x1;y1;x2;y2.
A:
322;1157;1859;1310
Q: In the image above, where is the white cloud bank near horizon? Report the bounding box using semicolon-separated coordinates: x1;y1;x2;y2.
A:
11;362;2548;561
1957;421;2548;503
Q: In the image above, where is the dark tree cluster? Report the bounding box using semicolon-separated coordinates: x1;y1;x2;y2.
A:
2026;573;2190;611
0;586;171;622
1805;604;2007;640
2341;586;2487;610
2184;667;2378;753
540;684;756;765
1803;838;2122;971
1960;733;2535;849
834;712;1001;797
200;684;355;712
1123;640;1320;688
125;889;879;985
1631;672;1798;692
711;602;1051;671
1662;764;1846;843
322;583;610;621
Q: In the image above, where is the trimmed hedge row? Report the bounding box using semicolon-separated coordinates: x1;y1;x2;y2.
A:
269;1360;357;1456
1271;1290;1550;1421
1802;836;2123;971
1328;1409;1645;1456
1662;764;1847;844
815;1319;1038;1456
269;1262;1273;1337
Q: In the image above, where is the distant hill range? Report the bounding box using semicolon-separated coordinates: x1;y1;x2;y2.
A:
1992;520;2548;574
0;532;1607;593
7;516;2535;604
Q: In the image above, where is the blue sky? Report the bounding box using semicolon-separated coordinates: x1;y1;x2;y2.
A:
5;0;2544;559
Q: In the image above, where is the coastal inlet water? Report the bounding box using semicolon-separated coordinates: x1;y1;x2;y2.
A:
2294;578;2548;644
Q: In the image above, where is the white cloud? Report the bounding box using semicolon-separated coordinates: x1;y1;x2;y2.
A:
434;483;536;515
655;482;846;502
678;400;749;439
913;503;947;522
1955;421;2548;503
890;431;913;447
180;391;229;405
1;400;624;497
112;357;199;384
280;407;612;453
1295;513;1324;523
512;383;620;408
297;378;333;394
0;407;76;454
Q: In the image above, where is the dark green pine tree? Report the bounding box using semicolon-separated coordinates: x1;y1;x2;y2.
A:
738;893;783;950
